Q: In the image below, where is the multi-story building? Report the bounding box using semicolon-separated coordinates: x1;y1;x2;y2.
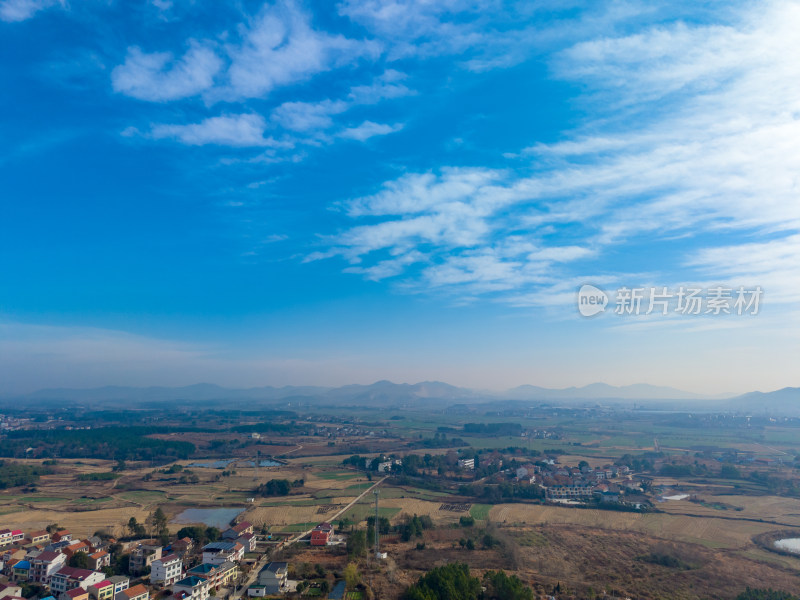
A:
172;576;210;600
30;550;67;585
87;580;115;600
150;554;182;587
28;531;51;545
129;544;161;575
49;567;104;594
107;576;129;597
200;542;242;565
310;523;332;547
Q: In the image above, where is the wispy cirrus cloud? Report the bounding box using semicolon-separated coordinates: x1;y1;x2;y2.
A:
0;0;62;22
149;113;285;147
111;42;223;102
339;120;403;141
316;1;800;310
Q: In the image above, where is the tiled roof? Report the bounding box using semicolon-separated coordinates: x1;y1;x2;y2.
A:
174;576;205;588
122;584;148;598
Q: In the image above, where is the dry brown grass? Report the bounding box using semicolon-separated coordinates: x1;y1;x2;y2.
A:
490;503;782;549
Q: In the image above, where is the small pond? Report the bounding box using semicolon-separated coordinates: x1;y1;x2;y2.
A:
774;538;800;554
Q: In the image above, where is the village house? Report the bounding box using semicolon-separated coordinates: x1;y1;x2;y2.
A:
254;562;287;596
10;560;30;582
0;531;12;547
150;554;183;587
310;523;333;547
172;576;210;600
236;532;256;553
546;484;595;500
186;561;237;589
28;531;51;545
63;541;89;559
87;580;115;600
60;587;89;600
115;584;148;600
30;550;67;584
107;576;129;596
457;458;475;470
87;551;110;571
129;543;161;575
221;521;253;542
49;567;105;594
51;532;72;544
169;538;193;558
200;542;243;565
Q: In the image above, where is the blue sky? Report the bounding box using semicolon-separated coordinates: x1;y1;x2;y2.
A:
1;0;798;395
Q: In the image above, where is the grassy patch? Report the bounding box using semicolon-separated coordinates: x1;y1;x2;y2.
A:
341;504;400;523
271;522;320;532
470;504;491;521
512;530;549;547
26;496;70;503
315;471;361;481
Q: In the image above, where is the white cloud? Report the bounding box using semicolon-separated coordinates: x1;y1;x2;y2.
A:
111;41;223;102
221;0;380;101
0;0;62;22
271;100;348;132
150;113;280;147
347;69;413;103
339;120;403;141
319;1;800;311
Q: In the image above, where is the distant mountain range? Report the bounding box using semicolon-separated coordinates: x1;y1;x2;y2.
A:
5;379;787;408
503;382;718;401
724;387;800;415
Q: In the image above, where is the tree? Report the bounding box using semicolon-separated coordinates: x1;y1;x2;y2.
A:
127;517;139;536
402;563;480;600
257;479;291;496
347;530;367;558
320;581;331;594
151;508;169;538
482;571;533;600
344;563;360;589
465;539;475;550
69;552;90;569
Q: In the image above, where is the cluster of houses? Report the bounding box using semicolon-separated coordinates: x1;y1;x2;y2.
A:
0;528;142;600
512;462;643;504
0;520;261;600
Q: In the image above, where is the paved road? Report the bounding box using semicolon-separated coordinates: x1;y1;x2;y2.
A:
229;476;387;600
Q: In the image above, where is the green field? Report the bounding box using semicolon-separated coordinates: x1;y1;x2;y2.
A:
315;471;361;481
469;504;491;521
341;504;401;523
